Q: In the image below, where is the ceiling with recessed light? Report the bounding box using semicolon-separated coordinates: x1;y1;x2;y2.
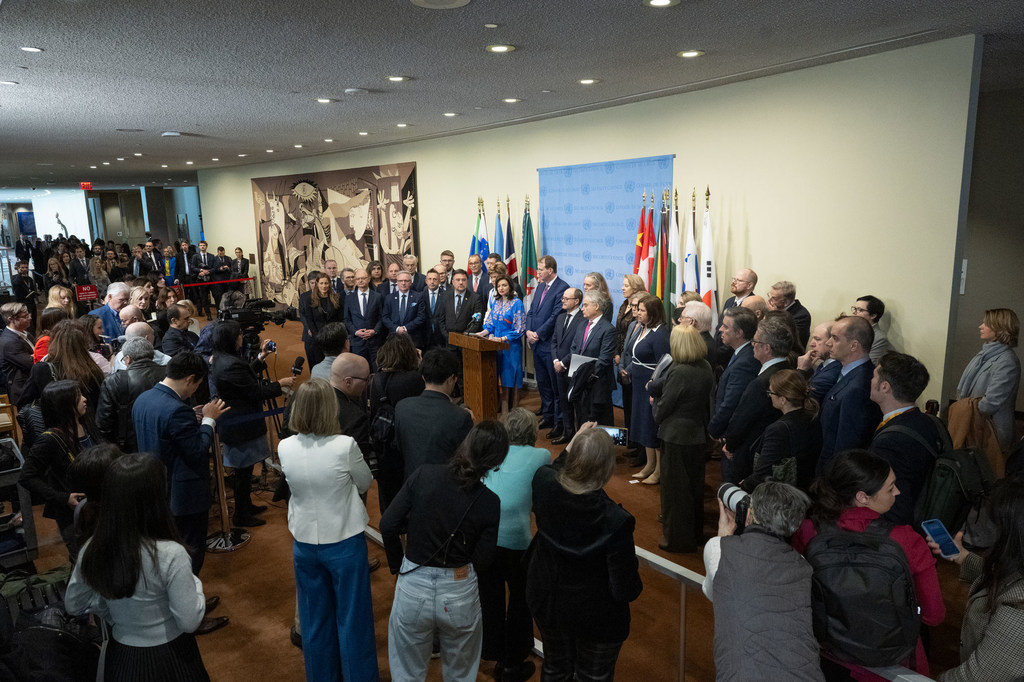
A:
0;0;1022;192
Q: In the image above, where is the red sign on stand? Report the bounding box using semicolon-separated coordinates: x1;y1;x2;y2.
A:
75;285;98;302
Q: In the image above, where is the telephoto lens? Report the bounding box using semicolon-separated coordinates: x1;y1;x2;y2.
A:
718;483;752;534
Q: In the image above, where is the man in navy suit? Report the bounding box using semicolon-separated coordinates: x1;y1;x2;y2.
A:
422;270;447;348
466;254;490;300
525;255;569;429
722;318;794;484
440;269;485;337
818;315;881;474
798;321;842;401
569;291;617;427
378;262;401;296
715;268;758;365
767;280;812;350
68;245;91;285
551;288;585;443
708;307;761;482
346;268;385;370
403;254;427;292
383;271;428;348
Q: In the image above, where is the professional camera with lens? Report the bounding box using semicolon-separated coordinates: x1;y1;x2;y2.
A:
218;298;298;359
718;483;752;535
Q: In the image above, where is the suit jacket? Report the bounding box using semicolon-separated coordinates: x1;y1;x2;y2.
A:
747;408;822;491
0;328;34;404
162;326;199;357
871;408;944;525
69;258;91;285
133;383;215;516
421;288;447;347
787;299;812;350
868;324;895;363
440;289;485;338
12;273;44;303
335;387;373;457
808;358;842;402
649;360;715;445
231;257;250;279
818;360;881;472
298;290;344;342
382;290;429;347
210;353;283;444
191;251;217;281
723;361;789;480
141;250;163;275
552;309;586;367
344;288;385;358
408;272;427;293
394;389;473;479
15;239;32;261
708;343;760;439
468;272;491;300
569;317;617;400
377;280;399;296
526;276;569;346
174;249;193;282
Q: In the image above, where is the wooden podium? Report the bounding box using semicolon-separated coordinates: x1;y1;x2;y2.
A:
448;333;509;422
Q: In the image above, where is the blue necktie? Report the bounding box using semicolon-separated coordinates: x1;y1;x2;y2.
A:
400;294;406;320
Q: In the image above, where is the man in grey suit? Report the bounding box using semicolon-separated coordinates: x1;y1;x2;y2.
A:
767;280;811;350
394;348;473;481
852;294;895;362
569;291;617;427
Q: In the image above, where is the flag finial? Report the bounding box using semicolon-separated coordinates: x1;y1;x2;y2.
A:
705;186;710;209
674;188;678;209
692;188;696;210
497;196;501;213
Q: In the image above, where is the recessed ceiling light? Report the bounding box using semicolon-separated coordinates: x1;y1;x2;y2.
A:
358;131;369;136
540;89;552;93
294;144;303;148
474;106;483;110
484;23;499;29
266;149;274;153
102;162;110;165
0;81;19;86
161;164;168;168
89;165;97;169
324;138;334;142
211;158;219;161
502;98;521;103
677;49;705;58
486;44;515;53
387;75;410;82
161;131;181;137
316;97;335;103
185;161;194;165
645;0;680;6
579;78;600;85
19;47;44;53
410;0;470;8
397;123;408;128
133;153;143;157
116;157;124;161
237;154;247;157
443;112;458;117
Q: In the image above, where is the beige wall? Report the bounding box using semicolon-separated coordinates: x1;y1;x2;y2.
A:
198;35;981;399
949;87;1024;407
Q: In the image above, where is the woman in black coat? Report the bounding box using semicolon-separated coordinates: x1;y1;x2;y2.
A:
649;325;715;552
209;320;294;526
743;369;821;492
298;274;343;367
526;424;642;680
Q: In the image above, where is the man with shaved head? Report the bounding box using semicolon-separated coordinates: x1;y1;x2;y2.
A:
740;295;767;321
328;353;374;459
119;304;146;329
716;268;758;365
112;321;171;371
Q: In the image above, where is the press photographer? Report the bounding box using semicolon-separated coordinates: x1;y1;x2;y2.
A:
209;319;294;528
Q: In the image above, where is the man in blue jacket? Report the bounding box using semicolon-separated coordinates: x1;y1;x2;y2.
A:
525;255;568;430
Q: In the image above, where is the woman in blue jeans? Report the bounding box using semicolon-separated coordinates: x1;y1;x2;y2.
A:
380;421;509;682
279;379;378;682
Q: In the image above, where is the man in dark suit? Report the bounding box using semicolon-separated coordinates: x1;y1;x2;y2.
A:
68;245;91;285
382;271;428;348
551;287;585;444
818;315;881;474
870;351;946;525
162;304;199;357
141;239;162;275
439;250;456;287
133;352;229;633
421;271;447;348
466;254;490;300
715;268;758;365
0;302;35;404
708;307;761;481
11;260;43;328
403;254;427;292
767;280;811;350
798;321;842;401
440;269;485;338
191;240;217;318
394;348;473;480
329;353;374;458
14;235;32;263
525;255;569;430
722;318;794;483
345;268;385;370
230;247;249;292
569;291;618;427
377;262;401;296
209;246;232;307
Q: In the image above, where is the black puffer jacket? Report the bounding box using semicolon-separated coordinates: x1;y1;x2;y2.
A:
96;359;167;452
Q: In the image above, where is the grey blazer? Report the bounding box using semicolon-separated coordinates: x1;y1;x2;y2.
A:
956;343;1021;451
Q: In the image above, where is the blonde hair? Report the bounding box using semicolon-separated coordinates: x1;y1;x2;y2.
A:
180;299;199;319
47;286;77;319
558;428;616;494
287;379;342;437
984;308;1020;348
622;274;646;295
669;324;708;364
678;291;701;305
129;286;149;308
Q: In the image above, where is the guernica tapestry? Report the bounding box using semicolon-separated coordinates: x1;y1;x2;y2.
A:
250;162;418;306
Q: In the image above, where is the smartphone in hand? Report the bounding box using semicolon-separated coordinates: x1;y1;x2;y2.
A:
922;518;959;558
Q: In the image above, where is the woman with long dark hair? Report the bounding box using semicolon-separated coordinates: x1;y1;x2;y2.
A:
298;273;343;366
475;275;525;413
381;421;509;681
34;306;71;362
209;320;293;527
19;380;94;557
19;322;104;431
367;260;386;289
66;454;209;681
628;294;670;485
791;450;945;676
371;333;424;514
279;379;378;682
931;478;1024;680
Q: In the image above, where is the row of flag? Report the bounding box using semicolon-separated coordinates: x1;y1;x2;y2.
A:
634;187;718;328
468;195;539;303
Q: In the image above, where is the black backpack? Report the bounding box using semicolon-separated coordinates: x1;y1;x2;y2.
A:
369;373;396;456
804;519;920;667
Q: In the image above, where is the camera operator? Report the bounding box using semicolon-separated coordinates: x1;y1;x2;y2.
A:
702;482;823;681
210;319;294;527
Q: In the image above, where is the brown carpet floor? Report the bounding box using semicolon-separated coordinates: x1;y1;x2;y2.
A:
29;318;969;681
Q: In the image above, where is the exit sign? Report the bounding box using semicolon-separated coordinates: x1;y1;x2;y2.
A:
79;181;92;190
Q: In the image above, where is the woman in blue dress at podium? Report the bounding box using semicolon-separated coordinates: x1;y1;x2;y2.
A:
476;275;525;414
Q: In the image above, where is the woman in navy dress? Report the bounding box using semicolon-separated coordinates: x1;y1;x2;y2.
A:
476;275;524;415
628;294;670;485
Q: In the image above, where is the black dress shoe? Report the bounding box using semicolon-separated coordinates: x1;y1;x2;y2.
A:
502;660;536;682
368;557;381;573
547;427;564;440
196;616;229;635
290;625;302;649
250;504;268;514
537;419;554;430
233;516;266;527
551;434;572;445
204;596;220;614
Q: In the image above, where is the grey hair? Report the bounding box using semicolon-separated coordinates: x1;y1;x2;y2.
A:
107;281;131;298
771;280;796;302
682;300;713;332
582;290;609;311
503;407;538;447
750;482;811;538
120;336;155;362
558;428;615;495
757;317;794;358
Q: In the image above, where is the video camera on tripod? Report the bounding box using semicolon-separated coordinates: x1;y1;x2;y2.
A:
218;298;298;360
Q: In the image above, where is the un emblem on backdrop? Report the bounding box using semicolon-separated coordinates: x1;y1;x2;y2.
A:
565;233;574;246
564;203;573;215
604;235;615;248
565;265;575;277
582;251;592;263
605;268;616;281
581;183;590;196
625;180;635;193
605;201;615;214
582;219;592;231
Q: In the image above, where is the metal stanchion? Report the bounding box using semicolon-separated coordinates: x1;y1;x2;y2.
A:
206;435;251;552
